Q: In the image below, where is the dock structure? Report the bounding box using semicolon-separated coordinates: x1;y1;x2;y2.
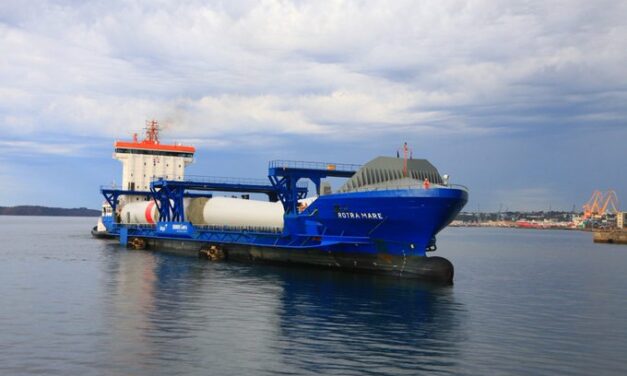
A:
594;230;627;244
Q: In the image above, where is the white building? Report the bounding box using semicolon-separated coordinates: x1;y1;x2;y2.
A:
618;212;626;229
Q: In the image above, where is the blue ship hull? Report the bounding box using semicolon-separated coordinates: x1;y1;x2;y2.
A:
300;188;468;257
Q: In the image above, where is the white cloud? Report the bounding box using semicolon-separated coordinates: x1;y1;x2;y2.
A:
0;140;85;156
0;0;626;150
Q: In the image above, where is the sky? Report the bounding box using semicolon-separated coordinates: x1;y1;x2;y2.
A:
0;0;625;212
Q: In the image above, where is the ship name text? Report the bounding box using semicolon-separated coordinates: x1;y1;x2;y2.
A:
337;212;383;220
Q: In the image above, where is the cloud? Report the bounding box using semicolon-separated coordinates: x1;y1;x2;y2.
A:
0;140;86;157
0;0;625;146
0;0;625;211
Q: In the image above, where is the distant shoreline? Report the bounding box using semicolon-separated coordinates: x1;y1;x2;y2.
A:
0;206;100;217
450;223;588;232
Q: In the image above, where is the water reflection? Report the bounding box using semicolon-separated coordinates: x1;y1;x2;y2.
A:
102;248;466;375
273;269;467;375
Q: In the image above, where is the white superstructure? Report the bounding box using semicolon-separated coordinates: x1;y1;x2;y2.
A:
113;120;195;202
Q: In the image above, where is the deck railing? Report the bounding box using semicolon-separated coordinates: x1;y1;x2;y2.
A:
340;182;470;193
184;175;272;186
103;176;309;190
184;175;309;189
269;160;361;173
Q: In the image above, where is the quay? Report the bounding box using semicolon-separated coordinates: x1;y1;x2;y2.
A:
593;229;627;244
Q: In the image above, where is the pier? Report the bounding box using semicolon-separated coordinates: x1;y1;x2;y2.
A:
593;230;627;244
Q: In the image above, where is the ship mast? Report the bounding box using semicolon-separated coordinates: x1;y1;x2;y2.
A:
397;142;413;177
144;120;160;144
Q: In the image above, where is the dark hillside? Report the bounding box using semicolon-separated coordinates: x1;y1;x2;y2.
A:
0;206;100;217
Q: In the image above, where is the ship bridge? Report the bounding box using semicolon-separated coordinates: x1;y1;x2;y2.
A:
114;120;195;193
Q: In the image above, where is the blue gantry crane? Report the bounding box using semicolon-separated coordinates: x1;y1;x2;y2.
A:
100;161;361;247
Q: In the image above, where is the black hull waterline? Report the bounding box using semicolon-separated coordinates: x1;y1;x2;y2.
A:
91;226;117;239
142;238;454;284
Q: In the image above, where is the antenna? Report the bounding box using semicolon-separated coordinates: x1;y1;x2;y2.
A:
144;120;160;144
397;142;413;177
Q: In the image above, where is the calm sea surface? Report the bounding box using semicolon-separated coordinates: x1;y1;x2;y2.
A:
1;216;626;375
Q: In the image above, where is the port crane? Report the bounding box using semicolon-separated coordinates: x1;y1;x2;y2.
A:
583;190;620;219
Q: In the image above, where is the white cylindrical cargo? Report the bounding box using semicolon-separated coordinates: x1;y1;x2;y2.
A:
204;197;284;229
187;197;284;229
120;201;158;224
120;196;317;229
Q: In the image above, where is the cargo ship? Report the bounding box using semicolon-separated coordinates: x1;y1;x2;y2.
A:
93;122;468;283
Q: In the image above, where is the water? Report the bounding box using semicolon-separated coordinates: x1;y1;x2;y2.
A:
1;216;626;375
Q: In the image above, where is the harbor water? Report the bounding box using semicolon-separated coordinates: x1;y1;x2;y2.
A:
1;216;626;375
